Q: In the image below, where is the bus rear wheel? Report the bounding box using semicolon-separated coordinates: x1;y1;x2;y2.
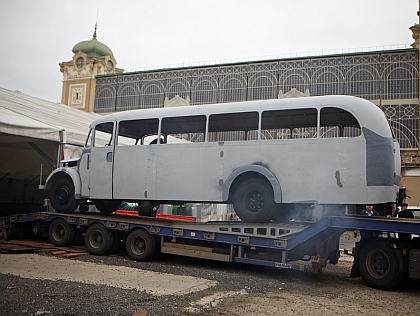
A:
232;178;276;223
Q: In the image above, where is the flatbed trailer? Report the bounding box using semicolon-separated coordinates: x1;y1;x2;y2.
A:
1;211;420;290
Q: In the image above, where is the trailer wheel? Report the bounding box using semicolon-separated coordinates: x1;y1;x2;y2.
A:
49;218;77;246
85;223;114;255
232;178;276;222
50;177;79;213
126;229;157;261
94;200;122;215
358;240;402;290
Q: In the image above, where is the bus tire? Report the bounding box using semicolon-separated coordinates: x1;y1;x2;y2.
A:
126;229;157;261
85;223;114;255
94;200;122;215
358;240;402;290
50;177;79;213
232;178;277;223
49;218;77;246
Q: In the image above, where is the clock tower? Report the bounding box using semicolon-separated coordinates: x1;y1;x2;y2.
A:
59;24;123;112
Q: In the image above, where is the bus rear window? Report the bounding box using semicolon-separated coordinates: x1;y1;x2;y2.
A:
320;107;361;138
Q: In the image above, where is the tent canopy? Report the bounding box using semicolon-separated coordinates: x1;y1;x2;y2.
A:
0;87;101;182
0;87;100;146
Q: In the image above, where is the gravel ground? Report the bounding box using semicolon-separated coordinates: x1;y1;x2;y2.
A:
1;249;420;316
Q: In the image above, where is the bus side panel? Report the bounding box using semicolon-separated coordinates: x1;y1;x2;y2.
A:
156;143;207;201
316;137;367;204
78;149;91;198
112;145;157;200
258;140;319;203
204;140;320;204
89;146;114;199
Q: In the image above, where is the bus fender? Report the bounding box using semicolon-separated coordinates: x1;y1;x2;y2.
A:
44;168;82;198
222;165;282;203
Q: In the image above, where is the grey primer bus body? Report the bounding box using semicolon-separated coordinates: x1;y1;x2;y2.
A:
43;95;400;222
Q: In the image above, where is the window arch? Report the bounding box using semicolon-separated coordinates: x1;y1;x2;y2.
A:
382;64;418;99
94;86;116;113
116;84;139;112
346;66;380;99
141;81;165;109
248;72;277;100
219;74;247;103
166;78;190;100
191;76;218;105
279;69;310;96
312;68;344;96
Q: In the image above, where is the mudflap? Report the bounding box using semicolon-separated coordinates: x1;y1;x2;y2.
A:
350;261;360;277
350;245;360;277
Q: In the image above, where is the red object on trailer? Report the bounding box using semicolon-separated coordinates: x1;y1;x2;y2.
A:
156;214;196;222
114;210;139;216
114;210;196;222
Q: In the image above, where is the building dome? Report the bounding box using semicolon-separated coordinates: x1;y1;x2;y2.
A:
72;25;113;58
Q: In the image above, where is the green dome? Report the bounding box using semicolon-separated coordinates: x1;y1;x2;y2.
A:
72;25;113;58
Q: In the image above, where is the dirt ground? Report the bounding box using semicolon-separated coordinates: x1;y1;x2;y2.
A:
184;255;420;316
2;250;420;315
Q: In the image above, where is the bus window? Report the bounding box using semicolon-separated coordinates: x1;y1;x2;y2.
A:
261;108;317;140
94;122;114;147
208;112;259;142
161;115;206;143
320;107;361;138
117;118;159;145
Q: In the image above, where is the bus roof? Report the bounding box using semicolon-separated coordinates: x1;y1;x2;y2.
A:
91;95;391;137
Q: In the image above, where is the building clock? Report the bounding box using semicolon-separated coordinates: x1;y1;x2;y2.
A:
71;87;83;105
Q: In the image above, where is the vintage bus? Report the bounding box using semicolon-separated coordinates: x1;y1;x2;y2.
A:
42;95;400;222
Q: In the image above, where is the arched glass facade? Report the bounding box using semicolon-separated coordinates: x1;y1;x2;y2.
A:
94;49;419;149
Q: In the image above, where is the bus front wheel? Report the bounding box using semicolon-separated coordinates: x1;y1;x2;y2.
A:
232;178;276;223
50;177;79;213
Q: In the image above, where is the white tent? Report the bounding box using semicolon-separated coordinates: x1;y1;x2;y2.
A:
0;87;100;210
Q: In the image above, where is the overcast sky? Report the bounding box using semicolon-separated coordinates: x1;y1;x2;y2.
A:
0;0;418;103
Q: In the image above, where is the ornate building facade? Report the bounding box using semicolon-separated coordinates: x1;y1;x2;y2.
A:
59;25;123;112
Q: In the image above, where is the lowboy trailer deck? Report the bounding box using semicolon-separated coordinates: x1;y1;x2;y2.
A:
1;211;419;290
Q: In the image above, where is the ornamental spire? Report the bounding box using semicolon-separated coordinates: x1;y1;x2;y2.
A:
92;23;97;40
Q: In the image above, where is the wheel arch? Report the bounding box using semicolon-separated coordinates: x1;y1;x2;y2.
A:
223;164;282;203
45;168;82;199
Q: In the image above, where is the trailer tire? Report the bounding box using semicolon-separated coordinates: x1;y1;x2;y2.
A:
49;218;77;246
85;223;114;255
50;177;79;213
126;229;157;261
358;240;402;290
232;178;276;222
